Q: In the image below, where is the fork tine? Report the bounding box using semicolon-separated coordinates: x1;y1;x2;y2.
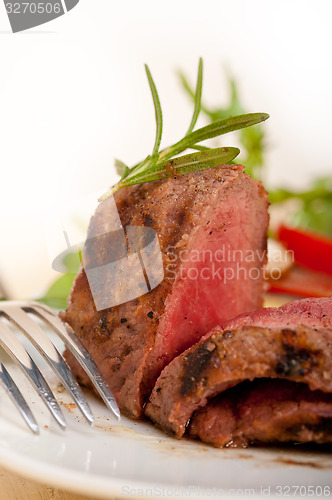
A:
31;303;121;420
0;363;39;434
0;320;66;429
4;306;94;425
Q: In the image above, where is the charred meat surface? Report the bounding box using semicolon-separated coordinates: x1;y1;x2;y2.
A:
145;325;332;437
61;165;269;417
189;379;332;447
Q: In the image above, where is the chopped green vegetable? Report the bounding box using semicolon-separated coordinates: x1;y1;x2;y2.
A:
269;176;332;237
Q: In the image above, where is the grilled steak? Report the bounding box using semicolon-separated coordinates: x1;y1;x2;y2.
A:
189;379;332;447
187;297;332;447
145;324;332;437
62;165;269;417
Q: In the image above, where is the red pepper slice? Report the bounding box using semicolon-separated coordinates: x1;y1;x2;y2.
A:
277;224;332;276
268;265;332;298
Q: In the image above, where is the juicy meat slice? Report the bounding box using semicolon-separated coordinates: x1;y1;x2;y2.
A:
189;379;332;447
145;325;332;437
62;165;269;417
223;297;332;331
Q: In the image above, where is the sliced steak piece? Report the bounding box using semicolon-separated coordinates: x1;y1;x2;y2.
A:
189;379;332;447
145;325;332;437
223;297;332;331
61;165;269;417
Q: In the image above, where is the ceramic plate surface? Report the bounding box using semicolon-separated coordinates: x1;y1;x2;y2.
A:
0;327;332;499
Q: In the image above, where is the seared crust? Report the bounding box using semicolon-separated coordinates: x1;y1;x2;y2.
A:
145;325;332;437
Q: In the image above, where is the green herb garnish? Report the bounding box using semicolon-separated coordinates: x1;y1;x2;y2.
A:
179;67;267;181
99;59;269;201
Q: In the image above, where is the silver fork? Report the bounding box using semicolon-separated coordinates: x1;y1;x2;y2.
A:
0;300;120;433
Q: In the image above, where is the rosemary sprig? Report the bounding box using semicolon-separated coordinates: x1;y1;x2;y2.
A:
115;158;130;180
185;57;203;136
112;147;240;190
145;64;163;157
99;59;269;201
179;67;267;180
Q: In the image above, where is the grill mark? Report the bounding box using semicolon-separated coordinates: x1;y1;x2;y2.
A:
275;345;314;377
275;329;321;378
180;342;217;397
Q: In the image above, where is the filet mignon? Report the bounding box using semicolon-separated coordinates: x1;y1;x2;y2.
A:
62;165;269;417
189;379;332;447
185;297;332;447
145;323;332;437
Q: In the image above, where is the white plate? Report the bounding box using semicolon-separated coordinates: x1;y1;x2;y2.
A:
0;330;332;499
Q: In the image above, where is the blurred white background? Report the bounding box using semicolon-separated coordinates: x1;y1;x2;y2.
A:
0;0;331;299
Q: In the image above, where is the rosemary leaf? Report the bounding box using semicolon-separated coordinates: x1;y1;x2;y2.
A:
179;69;267;180
145;64;163;157
111;147;240;192
99;61;270;202
115;159;130;180
178;69;195;101
159;113;269;162
128;155;151;177
185;58;203;135
190;145;211;151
